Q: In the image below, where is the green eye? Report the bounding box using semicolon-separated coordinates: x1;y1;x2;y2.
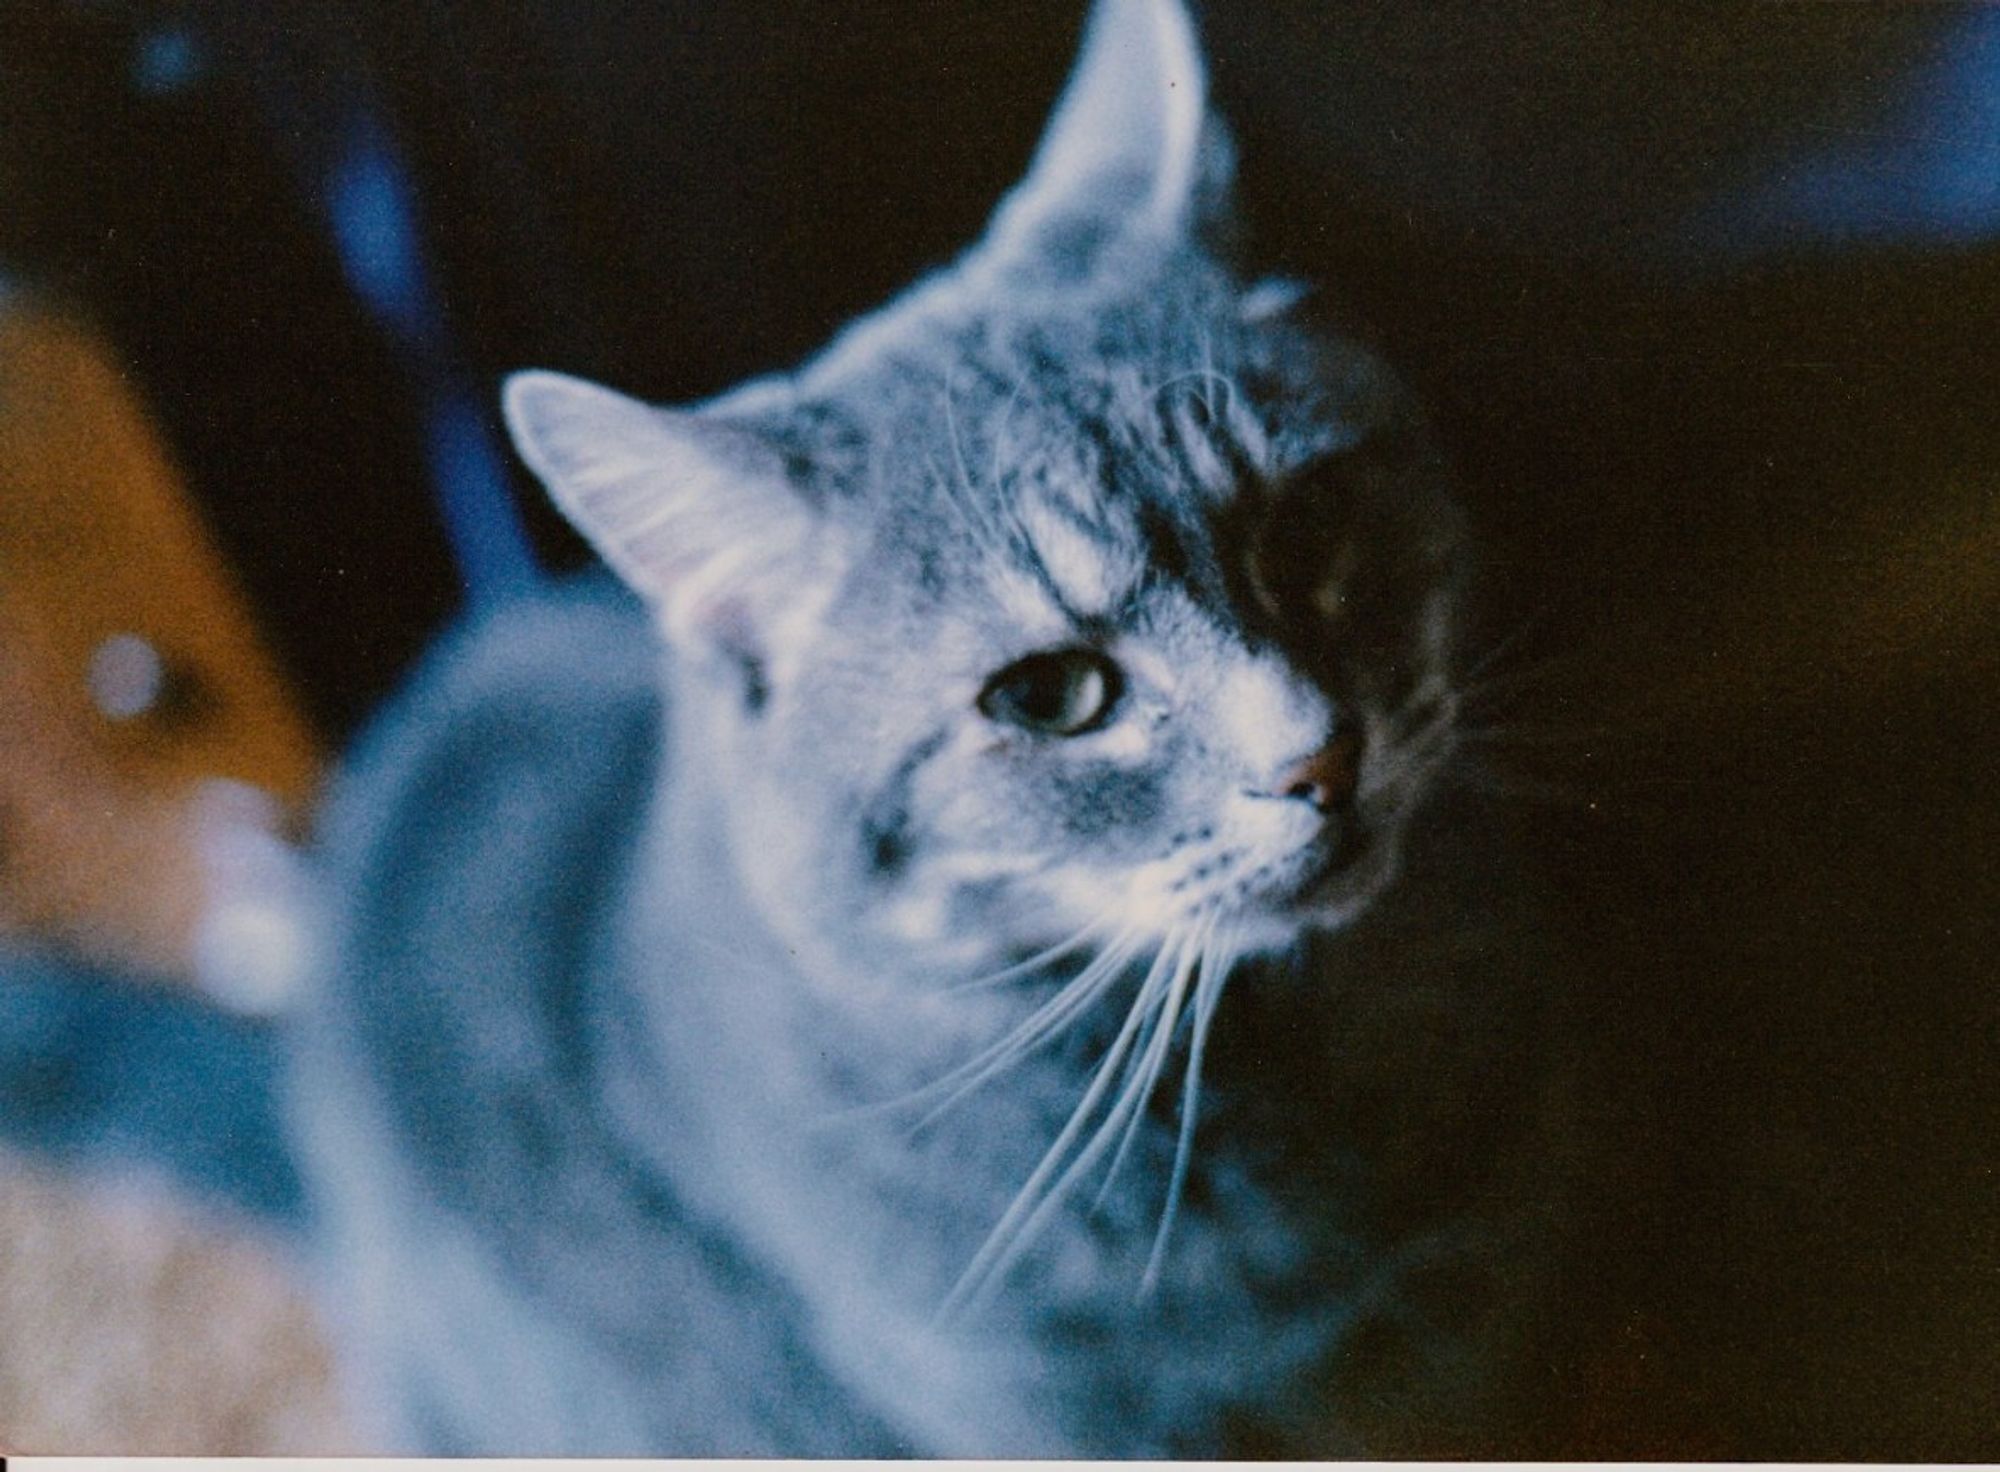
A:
978;649;1121;736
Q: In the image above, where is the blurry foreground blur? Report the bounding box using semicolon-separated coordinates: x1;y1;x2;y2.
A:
0;296;345;1447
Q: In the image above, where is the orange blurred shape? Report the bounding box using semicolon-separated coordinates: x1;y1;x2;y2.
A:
0;291;319;983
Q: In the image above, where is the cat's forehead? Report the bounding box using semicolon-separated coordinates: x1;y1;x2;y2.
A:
916;370;1231;633
978;470;1151;632
859;421;1150;640
809;275;1374;641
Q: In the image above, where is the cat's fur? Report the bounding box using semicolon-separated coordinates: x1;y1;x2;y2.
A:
293;0;1573;1454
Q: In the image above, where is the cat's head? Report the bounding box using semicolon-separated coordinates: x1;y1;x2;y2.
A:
504;0;1463;980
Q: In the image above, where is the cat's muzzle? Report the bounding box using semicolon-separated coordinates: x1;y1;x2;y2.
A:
1233;806;1399;936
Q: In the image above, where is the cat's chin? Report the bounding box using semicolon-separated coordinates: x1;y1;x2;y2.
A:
1088;852;1400;962
1218;890;1383;957
1232;830;1403;944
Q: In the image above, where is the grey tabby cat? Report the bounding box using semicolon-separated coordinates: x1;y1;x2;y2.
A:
296;0;1571;1454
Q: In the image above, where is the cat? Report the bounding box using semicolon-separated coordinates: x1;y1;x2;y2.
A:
14;0;1574;1454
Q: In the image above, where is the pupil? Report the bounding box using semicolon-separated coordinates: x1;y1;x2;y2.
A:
1027;669;1075;723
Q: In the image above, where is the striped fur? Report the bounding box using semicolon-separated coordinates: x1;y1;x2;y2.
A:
298;0;1559;1455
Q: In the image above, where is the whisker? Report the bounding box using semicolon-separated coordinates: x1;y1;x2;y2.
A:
1152;366;1238;416
820;928;1142;1130
1093;909;1219;1214
965;933;1206;1313
936;372;1016;560
1200;332;1224;424
903;931;1145;1130
986;372;1031;493
944;371;980;499
1390;715;1460;767
912;956;1144;1136
1084;993;1175;1214
1457;606;1554;690
1446;759;1598;807
925;447;1002;555
938;932;1185;1322
1454;650;1587;708
942;918;1109;995
1142;914;1238;1295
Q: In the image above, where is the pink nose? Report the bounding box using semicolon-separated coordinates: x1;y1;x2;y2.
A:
1280;733;1363;814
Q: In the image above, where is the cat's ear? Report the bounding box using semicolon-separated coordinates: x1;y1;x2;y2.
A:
971;0;1219;283
503;370;832;656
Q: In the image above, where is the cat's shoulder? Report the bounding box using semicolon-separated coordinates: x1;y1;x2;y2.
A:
296;580;710;1326
334;576;660;793
313;576;665;1031
320;576;663;870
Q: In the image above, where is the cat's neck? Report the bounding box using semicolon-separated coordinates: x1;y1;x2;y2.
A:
590;696;1146;1452
630;699;1035;1096
583;671;1372;1455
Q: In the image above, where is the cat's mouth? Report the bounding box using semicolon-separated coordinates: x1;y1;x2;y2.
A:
1245;821;1398;927
1158;816;1399;942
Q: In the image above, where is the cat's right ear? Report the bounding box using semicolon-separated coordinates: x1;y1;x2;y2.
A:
502;370;831;654
968;0;1217;285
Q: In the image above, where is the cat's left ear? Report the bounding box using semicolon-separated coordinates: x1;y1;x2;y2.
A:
969;0;1223;285
503;370;835;660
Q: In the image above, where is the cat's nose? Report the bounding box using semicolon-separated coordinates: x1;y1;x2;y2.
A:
1278;733;1363;815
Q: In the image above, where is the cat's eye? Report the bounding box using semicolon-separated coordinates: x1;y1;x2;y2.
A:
977;649;1121;736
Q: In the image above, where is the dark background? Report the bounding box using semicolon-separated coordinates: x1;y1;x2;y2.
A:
2;0;1995;1455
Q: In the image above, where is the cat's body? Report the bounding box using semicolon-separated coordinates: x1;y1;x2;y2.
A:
297;584;1564;1455
287;0;1571;1453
